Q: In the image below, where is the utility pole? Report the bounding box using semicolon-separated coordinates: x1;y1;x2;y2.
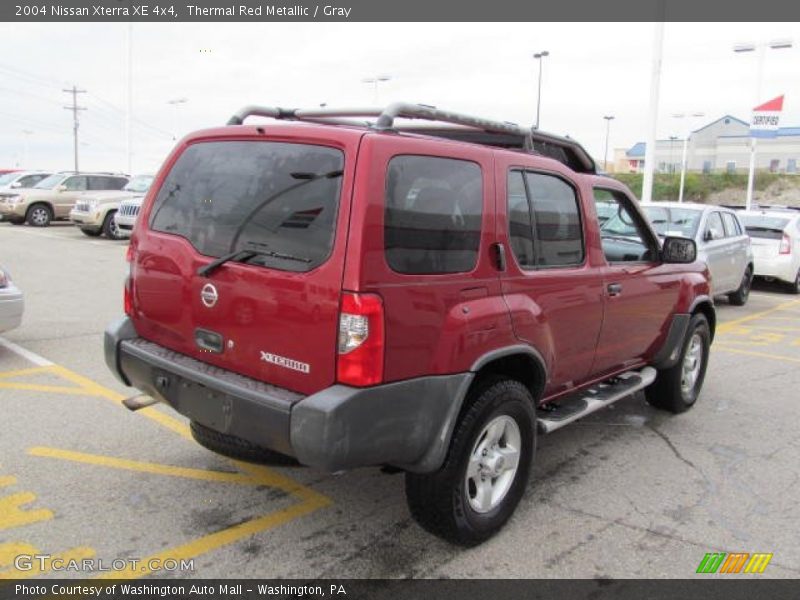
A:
603;115;615;172
63;85;87;172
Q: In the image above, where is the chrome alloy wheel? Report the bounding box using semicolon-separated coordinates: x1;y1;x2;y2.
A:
30;207;49;226
681;333;704;395
465;415;521;514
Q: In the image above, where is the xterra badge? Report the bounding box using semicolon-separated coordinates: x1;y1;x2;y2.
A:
260;351;310;374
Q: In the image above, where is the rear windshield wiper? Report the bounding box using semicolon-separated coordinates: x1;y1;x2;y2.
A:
197;244;311;277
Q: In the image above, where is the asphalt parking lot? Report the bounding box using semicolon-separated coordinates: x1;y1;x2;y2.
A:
1;221;799;580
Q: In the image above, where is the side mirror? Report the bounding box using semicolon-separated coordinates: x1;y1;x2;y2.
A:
703;229;715;242
10;182;21;189
662;236;697;264
56;184;67;192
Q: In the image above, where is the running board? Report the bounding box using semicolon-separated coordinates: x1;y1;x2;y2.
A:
537;367;657;434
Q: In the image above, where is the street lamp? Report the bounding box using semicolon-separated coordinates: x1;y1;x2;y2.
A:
533;51;549;129
672;112;705;203
602;115;615;172
167;97;188;140
362;75;392;105
733;38;793;210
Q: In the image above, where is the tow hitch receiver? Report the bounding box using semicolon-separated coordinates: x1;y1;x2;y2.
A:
122;394;162;411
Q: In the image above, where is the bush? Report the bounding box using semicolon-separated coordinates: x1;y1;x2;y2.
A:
611;171;787;202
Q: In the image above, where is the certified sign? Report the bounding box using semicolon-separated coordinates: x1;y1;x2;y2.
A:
750;95;784;138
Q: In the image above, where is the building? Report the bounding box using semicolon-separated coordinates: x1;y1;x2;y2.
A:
613;115;800;175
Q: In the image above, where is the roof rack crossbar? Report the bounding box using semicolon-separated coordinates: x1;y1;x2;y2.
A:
225;103;596;173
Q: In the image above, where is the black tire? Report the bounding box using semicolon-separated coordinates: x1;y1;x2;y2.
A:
645;313;710;413
189;420;299;466
727;265;753;306
26;203;53;227
102;210;124;240
405;377;536;546
8;217;24;225
80;227;102;237
788;269;800;295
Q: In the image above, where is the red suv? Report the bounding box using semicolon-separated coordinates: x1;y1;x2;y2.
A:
105;103;715;545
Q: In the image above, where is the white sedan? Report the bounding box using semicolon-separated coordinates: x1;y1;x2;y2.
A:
740;210;800;293
0;266;24;332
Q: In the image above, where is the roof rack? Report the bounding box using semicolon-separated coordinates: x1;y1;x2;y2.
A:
226;103;597;173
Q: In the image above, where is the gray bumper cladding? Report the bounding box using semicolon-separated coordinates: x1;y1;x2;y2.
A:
104;317;472;473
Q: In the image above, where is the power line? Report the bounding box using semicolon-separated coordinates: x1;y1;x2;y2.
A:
63;85;87;172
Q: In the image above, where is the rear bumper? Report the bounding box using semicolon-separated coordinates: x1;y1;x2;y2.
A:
105;317;472;473
0;284;24;333
753;256;797;283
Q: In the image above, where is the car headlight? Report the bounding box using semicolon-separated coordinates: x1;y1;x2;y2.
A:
0;268;9;288
6;195;22;204
86;199;98;209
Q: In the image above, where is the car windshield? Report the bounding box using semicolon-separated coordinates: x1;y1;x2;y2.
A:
34;174;65;189
643;206;702;238
740;215;791;239
123;175;154;193
0;173;18;186
149;141;344;273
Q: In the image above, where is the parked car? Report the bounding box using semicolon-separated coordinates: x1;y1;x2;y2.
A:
600;200;753;305
0;265;24;333
70;175;154;240
0;170;52;193
105;103;714;546
0;172;129;227
115;196;144;236
739;210;800;293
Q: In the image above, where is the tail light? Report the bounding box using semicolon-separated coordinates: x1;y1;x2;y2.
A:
779;233;791;255
337;292;384;387
124;244;134;316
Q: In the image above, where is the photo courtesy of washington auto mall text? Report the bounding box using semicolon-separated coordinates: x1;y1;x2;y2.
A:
1;0;800;598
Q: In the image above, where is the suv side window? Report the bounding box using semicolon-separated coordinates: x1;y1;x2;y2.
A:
384;155;482;275
63;176;88;191
89;176;127;190
705;212;725;241
507;170;583;268
721;212;740;237
18;174;46;187
594;188;657;263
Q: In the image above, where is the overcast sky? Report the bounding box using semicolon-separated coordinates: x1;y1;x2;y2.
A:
1;21;798;173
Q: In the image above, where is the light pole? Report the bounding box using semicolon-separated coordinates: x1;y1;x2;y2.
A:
167;97;188;141
533;51;549;130
733;39;793;210
673;112;705;203
362;75;391;105
668;135;678;175
603;115;615;172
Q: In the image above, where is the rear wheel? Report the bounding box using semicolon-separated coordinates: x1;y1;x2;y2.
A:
645;313;710;413
26;203;52;227
102;210;124;240
727;265;752;306
189;420;299;466
405;377;535;546
80;227;102;237
788;268;800;295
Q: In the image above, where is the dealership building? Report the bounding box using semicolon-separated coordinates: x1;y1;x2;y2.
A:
614;115;800;175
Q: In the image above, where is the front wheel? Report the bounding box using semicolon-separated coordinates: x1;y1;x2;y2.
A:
80;227;102;237
727;265;752;306
102;210;124;240
26;203;52;227
645;313;710;413
405;377;535;546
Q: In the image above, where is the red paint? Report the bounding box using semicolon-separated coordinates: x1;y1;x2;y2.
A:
127;123;711;402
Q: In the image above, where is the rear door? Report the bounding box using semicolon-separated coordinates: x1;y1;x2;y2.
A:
700;211;733;292
131;133;361;396
497;157;604;398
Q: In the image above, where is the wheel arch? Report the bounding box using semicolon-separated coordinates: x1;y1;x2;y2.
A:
689;296;716;341
469;345;547;406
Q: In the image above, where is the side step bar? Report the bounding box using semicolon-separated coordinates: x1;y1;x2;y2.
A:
537;367;657;434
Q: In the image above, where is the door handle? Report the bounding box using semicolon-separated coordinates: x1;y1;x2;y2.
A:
492;242;507;272
607;283;623;296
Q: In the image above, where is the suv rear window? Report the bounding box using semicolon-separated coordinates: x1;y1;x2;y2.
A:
149;141;344;272
384;155;482;274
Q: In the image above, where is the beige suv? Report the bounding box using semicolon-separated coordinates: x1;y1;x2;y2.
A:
70;175;153;240
0;172;129;227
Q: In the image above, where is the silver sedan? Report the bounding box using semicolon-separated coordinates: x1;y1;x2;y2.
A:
0;266;24;333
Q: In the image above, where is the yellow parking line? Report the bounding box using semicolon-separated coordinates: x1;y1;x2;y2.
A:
717;299;800;334
28;447;267;486
0;366;55;379
0;382;104;395
715;344;800;364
